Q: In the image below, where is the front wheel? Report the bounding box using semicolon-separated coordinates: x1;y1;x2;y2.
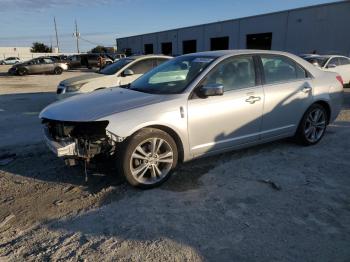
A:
295;104;328;146
17;68;28;76
118;128;178;188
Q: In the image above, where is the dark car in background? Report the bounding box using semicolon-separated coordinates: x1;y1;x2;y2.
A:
48;55;69;63
8;57;68;76
67;53;114;69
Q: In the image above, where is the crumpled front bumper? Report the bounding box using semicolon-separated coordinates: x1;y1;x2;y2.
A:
43;127;77;157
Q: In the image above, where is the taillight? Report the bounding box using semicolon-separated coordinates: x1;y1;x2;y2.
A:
336;75;344;86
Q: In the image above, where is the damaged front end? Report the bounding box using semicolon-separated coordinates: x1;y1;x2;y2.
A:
42;119;122;166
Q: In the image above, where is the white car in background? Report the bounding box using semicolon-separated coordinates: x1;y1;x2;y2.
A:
0;57;21;65
304;55;350;85
57;55;172;100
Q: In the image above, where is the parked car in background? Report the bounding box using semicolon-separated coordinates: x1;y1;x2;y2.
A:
0;57;21;65
48;55;68;63
299;54;319;59
67;53;114;69
40;50;343;188
303;55;350;85
109;53;126;62
8;57;68;76
56;55;172;99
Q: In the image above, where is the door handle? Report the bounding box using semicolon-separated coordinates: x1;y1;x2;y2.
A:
245;96;261;104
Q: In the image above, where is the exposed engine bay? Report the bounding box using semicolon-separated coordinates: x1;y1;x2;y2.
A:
42;119;122;165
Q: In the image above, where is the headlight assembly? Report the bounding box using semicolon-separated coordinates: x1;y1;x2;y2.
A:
66;83;84;92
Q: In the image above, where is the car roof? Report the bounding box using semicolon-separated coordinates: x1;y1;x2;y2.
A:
182;49;301;58
128;54;173;60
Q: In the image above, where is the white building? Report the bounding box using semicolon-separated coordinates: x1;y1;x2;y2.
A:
117;1;350;57
0;46;70;61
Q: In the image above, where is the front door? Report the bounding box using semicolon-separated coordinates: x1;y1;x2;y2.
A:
187;55;264;156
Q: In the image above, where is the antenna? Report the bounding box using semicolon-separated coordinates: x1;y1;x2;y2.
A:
54;17;60;52
73;19;80;53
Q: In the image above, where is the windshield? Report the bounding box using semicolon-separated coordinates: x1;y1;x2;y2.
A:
129;55;216;94
99;58;134;75
305;56;329;67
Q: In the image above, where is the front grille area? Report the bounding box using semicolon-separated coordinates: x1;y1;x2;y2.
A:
42;119;109;141
46;122;74;140
57;88;63;94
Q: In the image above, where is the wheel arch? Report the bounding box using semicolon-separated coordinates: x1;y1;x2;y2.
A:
132;125;185;163
313;100;331;124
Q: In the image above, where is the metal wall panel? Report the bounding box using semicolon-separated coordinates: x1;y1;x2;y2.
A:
117;2;350;56
238;12;288;50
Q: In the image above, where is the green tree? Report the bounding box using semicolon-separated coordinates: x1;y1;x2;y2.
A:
90;45;108;53
31;42;52;53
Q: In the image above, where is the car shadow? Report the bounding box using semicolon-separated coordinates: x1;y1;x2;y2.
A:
1;86;349;260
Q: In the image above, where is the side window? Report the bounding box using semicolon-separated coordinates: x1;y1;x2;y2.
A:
261;55;306;84
43;58;53;64
156;58;168;66
338;57;350;65
129;59;154;74
295;63;308;79
203;56;256;91
328;58;340;66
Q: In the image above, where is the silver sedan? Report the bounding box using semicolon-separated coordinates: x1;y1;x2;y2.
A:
39;50;344;188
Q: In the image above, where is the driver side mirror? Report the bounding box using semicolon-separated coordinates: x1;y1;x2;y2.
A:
327;63;337;69
198;84;224;98
122;69;134;77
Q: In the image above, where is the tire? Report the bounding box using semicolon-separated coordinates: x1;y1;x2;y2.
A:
117;128;178;189
54;67;63;75
295;104;328;146
17;68;28;76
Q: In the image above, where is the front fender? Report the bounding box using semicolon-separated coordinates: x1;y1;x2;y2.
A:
99;98;191;161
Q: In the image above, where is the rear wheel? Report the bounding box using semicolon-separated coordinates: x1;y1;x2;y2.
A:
118;128;178;188
295;104;328;146
17;68;28;76
54;67;63;75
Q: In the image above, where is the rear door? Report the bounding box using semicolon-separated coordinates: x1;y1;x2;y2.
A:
42;58;55;73
259;54;314;139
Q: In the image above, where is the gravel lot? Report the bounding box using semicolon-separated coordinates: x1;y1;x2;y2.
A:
0;65;350;261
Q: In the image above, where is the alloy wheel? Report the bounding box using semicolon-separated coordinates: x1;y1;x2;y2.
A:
304;108;326;143
129;137;174;185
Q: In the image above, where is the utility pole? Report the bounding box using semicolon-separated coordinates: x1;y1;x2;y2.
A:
54;17;60;52
73;19;80;54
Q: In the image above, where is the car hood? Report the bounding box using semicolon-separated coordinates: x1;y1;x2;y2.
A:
10;62;24;67
61;73;105;86
39;88;170;122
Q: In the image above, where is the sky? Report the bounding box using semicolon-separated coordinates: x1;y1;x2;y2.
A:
0;0;343;52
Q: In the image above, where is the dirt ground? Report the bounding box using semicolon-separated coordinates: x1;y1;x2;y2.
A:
0;66;350;261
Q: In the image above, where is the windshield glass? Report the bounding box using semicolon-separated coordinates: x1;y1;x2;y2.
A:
99;58;134;75
130;55;216;94
305;57;329;67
